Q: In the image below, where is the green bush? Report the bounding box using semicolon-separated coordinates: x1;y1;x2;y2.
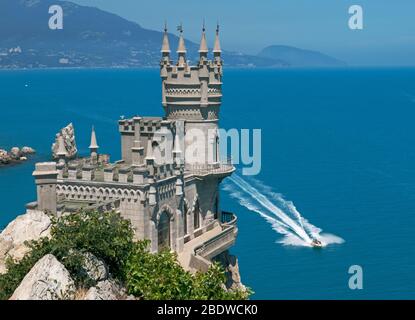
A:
124;240;250;300
50;210;134;281
192;264;250;300
0;210;250;300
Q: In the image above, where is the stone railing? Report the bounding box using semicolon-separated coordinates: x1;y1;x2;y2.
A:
221;211;237;226
186;158;234;177
193;225;237;260
193;212;238;260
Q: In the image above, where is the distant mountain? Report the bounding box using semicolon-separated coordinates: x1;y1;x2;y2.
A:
258;45;346;67
0;0;344;69
0;0;284;69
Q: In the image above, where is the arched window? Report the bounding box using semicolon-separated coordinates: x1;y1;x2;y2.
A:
183;202;188;236
213;196;218;220
158;212;170;250
194;200;200;230
151;141;160;164
214;133;219;163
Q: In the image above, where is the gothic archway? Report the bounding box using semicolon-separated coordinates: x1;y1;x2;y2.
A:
213;129;219;163
213;193;219;220
194;199;200;230
183;199;189;236
158;211;170;250
155;204;176;251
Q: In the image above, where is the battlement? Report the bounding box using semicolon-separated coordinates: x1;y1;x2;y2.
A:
118;117;169;134
118;118;135;133
163;66;222;107
58;158;179;186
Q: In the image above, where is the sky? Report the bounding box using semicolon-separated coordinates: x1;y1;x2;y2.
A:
71;0;415;66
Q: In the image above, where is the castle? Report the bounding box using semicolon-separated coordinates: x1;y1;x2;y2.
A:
26;25;238;273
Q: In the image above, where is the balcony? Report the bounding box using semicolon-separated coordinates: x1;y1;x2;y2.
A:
185;158;235;178
178;211;238;273
193;223;237;260
193;211;238;262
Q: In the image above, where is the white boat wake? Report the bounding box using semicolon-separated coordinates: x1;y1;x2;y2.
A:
223;174;344;248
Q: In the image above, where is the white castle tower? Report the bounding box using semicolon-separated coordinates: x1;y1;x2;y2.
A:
160;24;223;168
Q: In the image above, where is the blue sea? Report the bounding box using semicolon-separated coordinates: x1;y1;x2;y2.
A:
1;67;415;299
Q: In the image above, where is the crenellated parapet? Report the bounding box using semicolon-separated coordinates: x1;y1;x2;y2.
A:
57;160;179;185
54;159;184;223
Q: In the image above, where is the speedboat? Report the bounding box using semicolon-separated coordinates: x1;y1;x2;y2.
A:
311;238;323;248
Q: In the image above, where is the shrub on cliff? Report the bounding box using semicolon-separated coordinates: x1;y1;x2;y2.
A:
125;240;250;300
0;210;134;299
0;210;250;300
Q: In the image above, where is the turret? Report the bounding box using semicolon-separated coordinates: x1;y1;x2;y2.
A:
176;24;187;67
160;23;171;107
199;22;208;61
213;23;222;64
56;134;68;165
33;162;58;215
160;22;171;74
161;22;171;61
131;140;144;166
211;23;223;86
146;138;157;207
199;23;209;106
89;126;99;164
145;138;155;176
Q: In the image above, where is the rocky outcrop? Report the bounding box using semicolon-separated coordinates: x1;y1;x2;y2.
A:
214;250;246;291
83;279;129;300
81;253;108;282
79;254;136;300
0;210;52;274
10;254;75;300
21;146;36;154
0;146;36;165
8;250;130;300
51;123;77;160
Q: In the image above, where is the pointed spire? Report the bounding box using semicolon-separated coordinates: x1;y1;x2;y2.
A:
89;126;99;150
176;23;187;67
161;21;171;53
176;23;186;54
199;20;208;53
213;23;222;54
56;134;68;157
